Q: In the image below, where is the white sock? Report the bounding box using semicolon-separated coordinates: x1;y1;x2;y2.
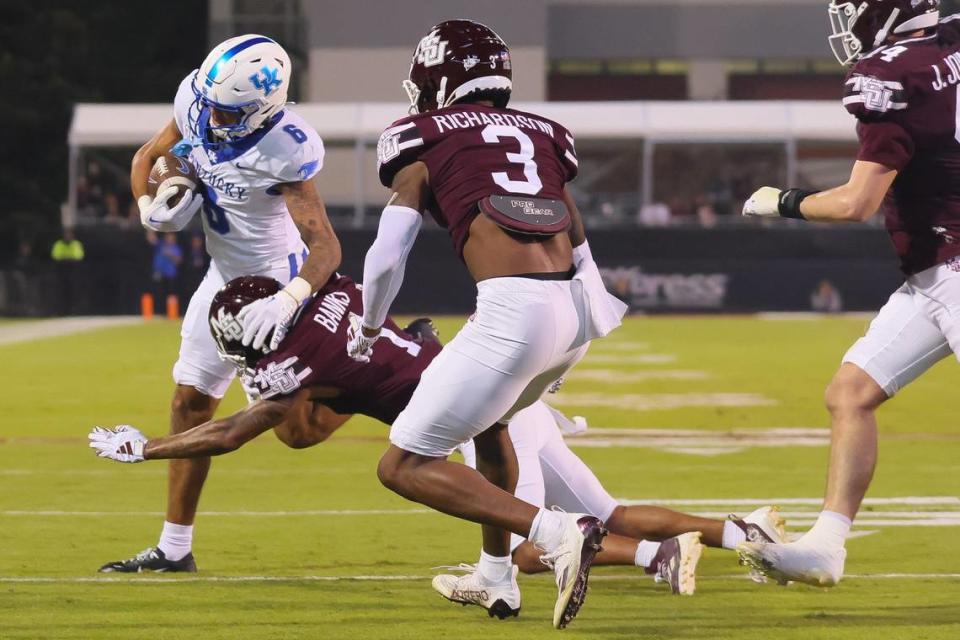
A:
634;540;660;568
722;520;747;550
803;510;852;549
157;521;193;561
529;509;566;552
477;550;512;584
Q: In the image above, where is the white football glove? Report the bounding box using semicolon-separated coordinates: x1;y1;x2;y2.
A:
742;187;783;218
346;320;380;363
88;425;147;463
139;186;203;232
237;277;311;352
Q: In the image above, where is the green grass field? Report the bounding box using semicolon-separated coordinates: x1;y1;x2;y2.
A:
1;316;958;639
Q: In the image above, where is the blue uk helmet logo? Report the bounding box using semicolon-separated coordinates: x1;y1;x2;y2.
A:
250;66;282;96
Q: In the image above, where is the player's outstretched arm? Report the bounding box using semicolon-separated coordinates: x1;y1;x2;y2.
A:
145;398;293;459
347;163;428;362
238;180;342;351
743;161;897;223
89;397;293;463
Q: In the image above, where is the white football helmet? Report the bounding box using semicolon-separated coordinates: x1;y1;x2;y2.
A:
191;34;291;141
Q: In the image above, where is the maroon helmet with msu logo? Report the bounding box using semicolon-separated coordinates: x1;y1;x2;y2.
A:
402;19;512;114
208;275;281;368
829;0;941;65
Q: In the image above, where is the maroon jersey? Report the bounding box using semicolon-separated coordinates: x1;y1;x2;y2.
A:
249;275;441;424
376;103;579;257
844;14;960;274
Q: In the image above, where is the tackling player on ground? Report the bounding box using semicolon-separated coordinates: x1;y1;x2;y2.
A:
345;20;628;629
740;0;958;586
88;273;787;607
100;35;341;573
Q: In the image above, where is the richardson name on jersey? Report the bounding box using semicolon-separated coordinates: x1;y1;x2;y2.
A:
431;110;554;136
196;164;248;201
313;290;351;332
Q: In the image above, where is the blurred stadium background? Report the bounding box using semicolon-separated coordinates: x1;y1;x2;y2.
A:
7;0;960;318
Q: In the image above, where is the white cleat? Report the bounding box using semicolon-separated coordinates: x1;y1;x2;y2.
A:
431;563;521;619
737;540;846;587
738;506;787;544
729;505;787;584
646;532;704;596
538;513;607;629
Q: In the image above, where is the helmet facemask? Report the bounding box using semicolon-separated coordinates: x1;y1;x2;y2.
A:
828;1;868;66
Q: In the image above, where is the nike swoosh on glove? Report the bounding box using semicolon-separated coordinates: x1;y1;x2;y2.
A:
139;186;203;232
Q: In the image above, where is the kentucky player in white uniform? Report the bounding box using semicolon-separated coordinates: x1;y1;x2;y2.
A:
100;35;341;572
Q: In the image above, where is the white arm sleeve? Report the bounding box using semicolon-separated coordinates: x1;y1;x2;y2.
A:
360;205;422;330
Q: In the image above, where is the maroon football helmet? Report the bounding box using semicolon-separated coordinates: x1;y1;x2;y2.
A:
402;19;512;114
829;0;941;65
208;275;281;369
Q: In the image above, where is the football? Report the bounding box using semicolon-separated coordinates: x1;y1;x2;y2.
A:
147;152;198;206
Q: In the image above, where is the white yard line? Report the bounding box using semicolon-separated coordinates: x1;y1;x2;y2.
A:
0;508;433;517
5;497;959;520
550;392;777;411
587;342;651;351
756;312;874;321
566;427;828;451
580;354;678;365
0;316;142;346
1;573;958;585
565;369;711;382
621;496;960;506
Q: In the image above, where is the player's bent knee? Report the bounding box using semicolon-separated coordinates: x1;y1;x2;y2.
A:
603;505;631;535
376;449;405;492
825;365;887;415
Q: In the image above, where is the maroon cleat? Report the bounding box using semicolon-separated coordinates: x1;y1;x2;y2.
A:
539;513;607;629
645;532;704;595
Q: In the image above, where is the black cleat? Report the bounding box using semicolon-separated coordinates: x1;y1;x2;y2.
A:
98;547;197;573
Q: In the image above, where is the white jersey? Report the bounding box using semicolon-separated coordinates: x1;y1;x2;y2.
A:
173;70;325;281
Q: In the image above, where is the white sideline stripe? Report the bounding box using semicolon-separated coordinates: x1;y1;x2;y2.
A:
1;573;958;585
0;316;141;346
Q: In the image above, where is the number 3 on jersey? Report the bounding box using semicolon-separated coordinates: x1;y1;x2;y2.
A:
482;125;543;195
202;185;230;235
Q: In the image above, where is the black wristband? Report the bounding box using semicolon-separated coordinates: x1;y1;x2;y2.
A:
778;188;816;220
